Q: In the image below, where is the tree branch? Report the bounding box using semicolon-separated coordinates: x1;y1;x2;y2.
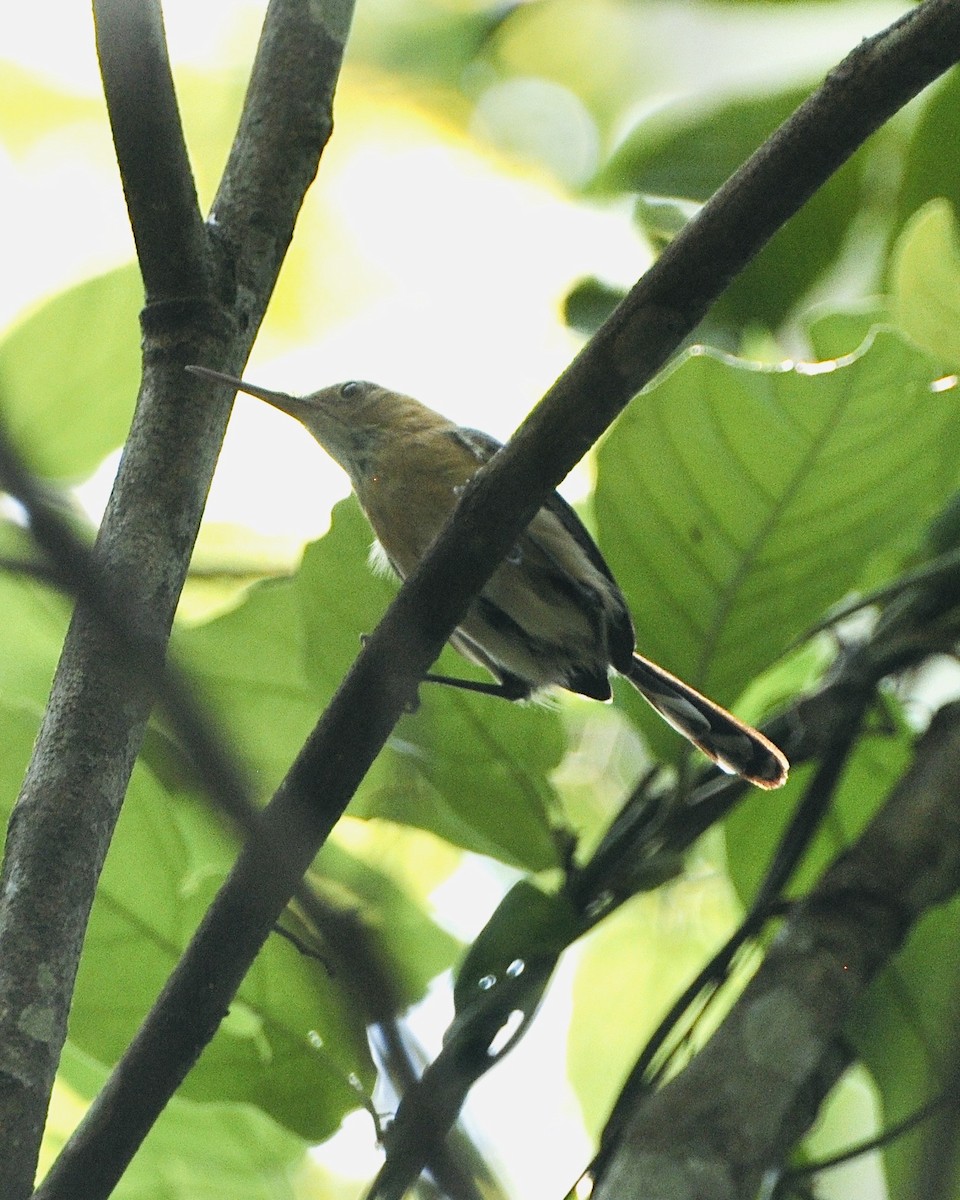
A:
591;700;960;1200
94;0;208;300
32;2;960;1197
0;1;352;1195
210;0;349;300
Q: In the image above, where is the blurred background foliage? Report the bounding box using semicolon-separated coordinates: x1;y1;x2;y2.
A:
2;0;960;1196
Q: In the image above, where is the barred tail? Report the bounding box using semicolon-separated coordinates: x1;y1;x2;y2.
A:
624;653;789;790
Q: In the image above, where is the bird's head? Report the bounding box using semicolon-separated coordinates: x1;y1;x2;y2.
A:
187;367;447;486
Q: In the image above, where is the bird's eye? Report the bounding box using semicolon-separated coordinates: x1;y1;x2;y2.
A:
340;381;362;399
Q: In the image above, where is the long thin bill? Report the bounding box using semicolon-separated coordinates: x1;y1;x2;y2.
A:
185;365;307;420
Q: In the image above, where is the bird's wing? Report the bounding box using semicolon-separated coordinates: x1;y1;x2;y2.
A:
449;426;503;462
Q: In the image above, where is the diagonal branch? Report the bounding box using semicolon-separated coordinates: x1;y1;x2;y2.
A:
0;1;353;1195
36;3;960;1198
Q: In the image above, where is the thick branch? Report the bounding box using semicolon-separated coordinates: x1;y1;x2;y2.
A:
0;1;352;1195
591;701;960;1200
37;3;960;1198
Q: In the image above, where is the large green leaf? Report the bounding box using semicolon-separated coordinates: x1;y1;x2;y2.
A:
0;550;71;710
595;331;952;759
181;499;564;870
590;85;868;330
0;264;142;480
0;575;371;1144
48;1043;308;1200
0;682;454;1149
68;759;372;1143
894;69;960;240
891;199;960;371
350;682;563;871
854;895;960;1199
592;87;813;203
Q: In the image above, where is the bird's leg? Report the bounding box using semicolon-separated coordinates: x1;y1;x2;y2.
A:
421;671;529;701
358;634;528;703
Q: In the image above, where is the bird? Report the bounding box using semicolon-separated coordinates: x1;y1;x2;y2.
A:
187;366;788;789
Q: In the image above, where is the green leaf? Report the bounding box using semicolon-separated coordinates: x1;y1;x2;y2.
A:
48;1043;309;1200
181;499;563;870
292;501;401;695
0;562;70;710
593;86;813;202
854;894;960;1199
1;707;451;1148
803;303;890;361
563;277;627;337
355;682;563;871
595;331;951;759
632;194;695;253
68;762;372;1143
895;69;960;238
0;264;142;480
891;199;960;371
725;705;914;908
591;85;867;330
453;879;580;1016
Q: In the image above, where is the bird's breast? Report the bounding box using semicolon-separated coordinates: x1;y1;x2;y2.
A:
356;441;472;578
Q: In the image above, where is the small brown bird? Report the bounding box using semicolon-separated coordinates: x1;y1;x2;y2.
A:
189;366;788;789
